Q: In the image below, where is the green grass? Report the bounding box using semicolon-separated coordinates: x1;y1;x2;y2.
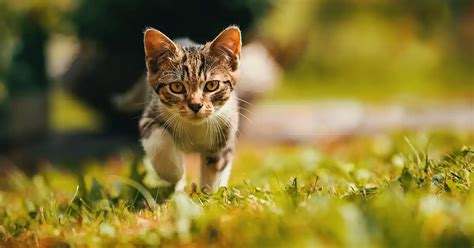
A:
0;132;473;247
267;66;474;102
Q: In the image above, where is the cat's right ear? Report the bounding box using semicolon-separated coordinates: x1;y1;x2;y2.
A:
144;28;178;73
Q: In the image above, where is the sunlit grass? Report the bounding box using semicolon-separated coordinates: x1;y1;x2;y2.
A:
268;65;474;102
0;132;472;247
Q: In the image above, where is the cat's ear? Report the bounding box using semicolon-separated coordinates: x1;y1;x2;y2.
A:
144;28;178;73
209;26;241;70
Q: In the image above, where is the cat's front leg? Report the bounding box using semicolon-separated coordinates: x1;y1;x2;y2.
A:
141;126;185;190
200;146;234;192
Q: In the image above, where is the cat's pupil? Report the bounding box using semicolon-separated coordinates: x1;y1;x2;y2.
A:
205;81;219;92
170;82;184;93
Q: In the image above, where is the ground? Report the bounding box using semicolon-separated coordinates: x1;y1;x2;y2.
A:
0;131;472;247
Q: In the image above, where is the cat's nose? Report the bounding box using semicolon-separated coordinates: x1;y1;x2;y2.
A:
188;103;203;113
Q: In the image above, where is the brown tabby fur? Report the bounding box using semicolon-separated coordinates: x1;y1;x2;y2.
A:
140;26;241;192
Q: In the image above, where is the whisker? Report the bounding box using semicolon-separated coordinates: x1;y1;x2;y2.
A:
238;112;253;125
219;114;242;137
236;97;253;106
238;106;253;115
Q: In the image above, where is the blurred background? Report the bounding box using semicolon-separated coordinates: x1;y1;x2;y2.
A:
0;0;473;169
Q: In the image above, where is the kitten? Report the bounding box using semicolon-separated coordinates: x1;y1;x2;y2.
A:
140;26;241;192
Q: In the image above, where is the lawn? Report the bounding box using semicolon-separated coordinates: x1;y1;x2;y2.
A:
0;131;472;247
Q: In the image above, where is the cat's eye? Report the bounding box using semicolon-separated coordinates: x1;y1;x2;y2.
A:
169;82;184;94
204;80;220;92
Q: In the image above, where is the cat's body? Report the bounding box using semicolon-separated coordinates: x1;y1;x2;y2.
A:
140;27;241;191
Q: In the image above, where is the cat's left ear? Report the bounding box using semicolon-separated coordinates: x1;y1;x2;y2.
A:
144;28;178;73
209;26;241;70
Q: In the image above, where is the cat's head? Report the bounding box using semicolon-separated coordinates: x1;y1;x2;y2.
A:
144;26;241;122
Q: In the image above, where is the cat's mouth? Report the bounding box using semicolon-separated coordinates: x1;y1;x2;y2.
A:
190;115;205;120
182;112;211;123
174;108;213;123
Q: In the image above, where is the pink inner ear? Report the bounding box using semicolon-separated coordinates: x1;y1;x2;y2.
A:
144;29;177;58
211;28;241;58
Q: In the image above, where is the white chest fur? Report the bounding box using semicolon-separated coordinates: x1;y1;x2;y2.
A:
172;95;238;153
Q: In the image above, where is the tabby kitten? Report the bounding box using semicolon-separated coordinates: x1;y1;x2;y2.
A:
140;26;241;192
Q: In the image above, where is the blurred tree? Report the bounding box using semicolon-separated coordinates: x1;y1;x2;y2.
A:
258;0;473;99
0;0;73;148
5;11;49;143
7;13;48;95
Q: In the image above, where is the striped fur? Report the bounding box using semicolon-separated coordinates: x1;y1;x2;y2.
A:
140;26;241;191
